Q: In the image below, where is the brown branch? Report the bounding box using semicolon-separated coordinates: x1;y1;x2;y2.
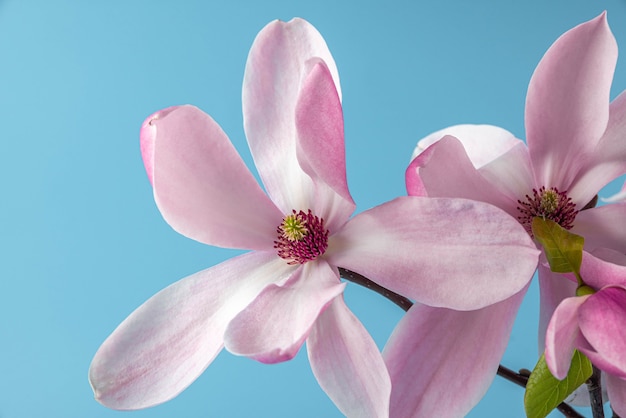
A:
587;366;605;418
497;366;584;418
338;267;413;311
339;267;585;418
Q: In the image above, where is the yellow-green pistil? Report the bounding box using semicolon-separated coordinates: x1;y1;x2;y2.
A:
274;209;329;265
539;189;559;214
281;213;308;241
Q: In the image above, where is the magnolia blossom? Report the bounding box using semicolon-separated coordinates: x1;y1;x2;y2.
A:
546;250;626;415
389;12;626;416
88;18;538;417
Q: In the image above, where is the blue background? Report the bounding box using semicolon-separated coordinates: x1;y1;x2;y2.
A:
1;1;625;417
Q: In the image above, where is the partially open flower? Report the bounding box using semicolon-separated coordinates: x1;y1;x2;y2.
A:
546;250;626;416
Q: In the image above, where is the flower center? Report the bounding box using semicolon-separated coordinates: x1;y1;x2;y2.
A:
274;210;329;265
517;186;578;235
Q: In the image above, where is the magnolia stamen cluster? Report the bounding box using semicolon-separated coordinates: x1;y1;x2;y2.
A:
274;209;329;265
517;186;578;235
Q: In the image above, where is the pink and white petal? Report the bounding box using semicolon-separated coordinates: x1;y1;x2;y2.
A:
140;107;174;185
307;296;390;418
538;264;578;354
580;251;626;290
572;203;626;254
411;124;522;169
326;196;539;310
544;296;588;379
88;251;290;410
383;287;526;418
526;13;617;189
144;106;283;251
405;155;429;197
477;142;537;210
572;91;626;204
578;286;626;379
295;60;355;231
242;18;340;212
224;260;345;364
406;136;516;215
591;247;626;266
569;158;626;207
598;90;626;160
607;373;626;416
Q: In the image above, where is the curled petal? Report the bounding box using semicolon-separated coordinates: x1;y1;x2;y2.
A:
140;107;176;184
307;296;391;418
295;60;355;231
537;264;578;354
407;136;517;215
326;196;539;310
224;260;344;364
145;105;283;250
383;288;526;418
571;203;626;254
88;251;289;409
579;251;626;290
411;124;522;169
243;18;340;212
477;142;536;212
570;91;626;205
590;247;626;267
545;295;588;379
526;13;617;189
578;286;626;379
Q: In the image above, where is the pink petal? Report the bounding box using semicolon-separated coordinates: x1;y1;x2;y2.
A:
569;91;626;205
140;107;176;184
144;105;284;251
580;251;626;290
88;251;291;409
406;136;518;215
578;286;626;379
477;142;536;212
307;296;391;418
525;13;618;190
411;124;522;169
224;259;345;364
383;288;526;418
538;264;578;356
242;18;340;213
295;60;355;232
571;203;626;254
544;295;588;379
589;247;626;266
607;373;626;417
326;196;539;310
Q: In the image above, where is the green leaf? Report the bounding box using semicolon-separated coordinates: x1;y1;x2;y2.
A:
531;217;584;275
524;351;593;418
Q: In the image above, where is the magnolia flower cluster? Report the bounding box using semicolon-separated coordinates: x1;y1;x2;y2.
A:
89;13;626;418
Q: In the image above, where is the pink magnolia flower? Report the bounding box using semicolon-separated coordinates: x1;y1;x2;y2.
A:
88;18;538;417
546;250;626;416
389;12;626;416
